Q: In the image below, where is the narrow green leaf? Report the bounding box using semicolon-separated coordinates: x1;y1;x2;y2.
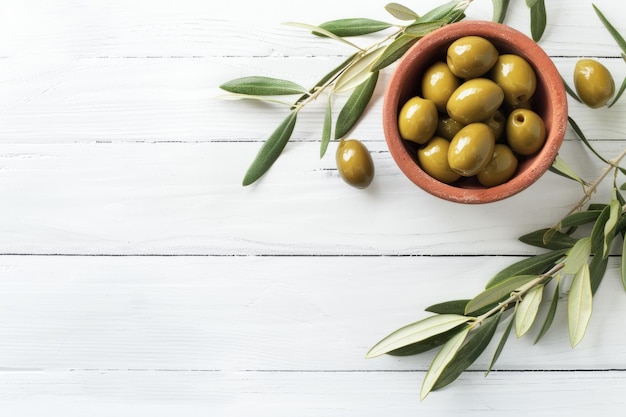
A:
603;198;621;257
525;0;538;7
486;312;515;375
487;249;568;288
387;324;465;356
589;253;608;295
568;117;613;166
492;0;510;23
334;48;384;93
589;203;608;211
593;4;626;55
220;76;307;96
515;285;543;337
608;76;626;108
366;314;473;358
433;312;502;391
590;205;610;257
385;3;420;20
370;34;420;72
535;280;560;344
334;71;379;139
519;228;578;250
528;0;546;42
559;210;602;229
550;154;586;186
420;327;469;401
621;236;626;291
466;275;539;315
404;20;447;36
417;0;464;23
562;237;591;275
562;76;582;103
317;18;393;37
283;22;362;50
425;299;470;315
320;97;332;158
622;52;626;63
568;263;593;348
242;111;298;186
216;93;292;106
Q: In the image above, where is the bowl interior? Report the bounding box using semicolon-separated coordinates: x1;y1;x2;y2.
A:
384;21;567;203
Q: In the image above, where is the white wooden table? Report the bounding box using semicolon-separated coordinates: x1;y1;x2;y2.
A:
1;0;625;415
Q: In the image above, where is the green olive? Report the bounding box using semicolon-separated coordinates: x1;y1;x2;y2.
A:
398;96;438;144
489;54;537;106
435;116;465;140
574;58;615;109
448;122;495;176
421;61;461;113
506;108;546;155
336;139;374;189
482;110;505;142
446;78;504;125
446;36;499;79
417;136;461;184
477;144;518;187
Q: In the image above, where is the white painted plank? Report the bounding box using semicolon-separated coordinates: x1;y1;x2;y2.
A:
0;140;621;255
0;56;624;143
0;255;624;370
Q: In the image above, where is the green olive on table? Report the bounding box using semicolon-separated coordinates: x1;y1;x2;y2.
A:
398;96;438;144
477;144;518;187
448;122;495;176
446;78;504;125
574;58;615;108
506;108;546;155
417;136;461;184
446;36;499;79
489;54;537;106
421;61;461;113
482;110;505;142
435;116;465;141
336;139;374;189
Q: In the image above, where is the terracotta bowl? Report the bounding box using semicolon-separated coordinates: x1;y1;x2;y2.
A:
383;20;567;204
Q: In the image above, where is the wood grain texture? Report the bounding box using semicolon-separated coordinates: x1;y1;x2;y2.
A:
1;0;626;415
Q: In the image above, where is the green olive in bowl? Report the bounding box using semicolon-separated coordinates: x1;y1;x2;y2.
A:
448;122;495;176
417;136;461;184
506;108;546;155
336;139;374;189
574;59;615;108
477;144;518;187
422;61;461;113
489;54;537;106
447;78;504;125
446;35;499;79
398;96;438;144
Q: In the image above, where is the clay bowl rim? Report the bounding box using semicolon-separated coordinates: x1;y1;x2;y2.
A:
382;20;568;204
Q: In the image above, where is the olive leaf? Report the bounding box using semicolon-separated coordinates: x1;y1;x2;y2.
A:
603;198;621;257
519;228;578;250
621;237;626;291
593;4;626;56
559;209;603;230
316;18;393;37
568;118;626;175
334;71;379;139
242;111;298;186
404;20;448;36
550;154;587;186
420;326;469;401
515;284;543;337
527;0;546;42
283;22;362;50
370;34;420;72
568;263;593;347
534;280;560;344
432;312;502;391
486;312;515;375
425;299;471;315
562;237;591;275
387;324;466;356
320;97;332;158
608;76;626;108
589;253;608;295
418;0;465;24
486;249;568;288
491;0;510;23
220;76;308;96
465;275;539;315
334;48;384;93
562;76;582;103
366;314;473;358
217;93;293;106
385;2;420;20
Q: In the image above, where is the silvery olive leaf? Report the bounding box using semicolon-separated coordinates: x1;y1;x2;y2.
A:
420;327;469;400
220;76;307;96
385;2;420;20
568;263;593;347
316;18;392;37
515;285;543;337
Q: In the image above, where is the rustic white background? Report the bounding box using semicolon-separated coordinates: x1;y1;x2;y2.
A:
0;0;625;415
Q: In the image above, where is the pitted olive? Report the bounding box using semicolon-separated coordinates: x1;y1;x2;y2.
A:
477;144;518;187
506;108;546;155
435;116;465;140
336;139;374;189
482;110;505;142
446;36;499;79
446;78;504;124
448;123;495;176
417;136;461;184
422;61;461;113
398;96;438;144
489;54;537;106
574;59;615;108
